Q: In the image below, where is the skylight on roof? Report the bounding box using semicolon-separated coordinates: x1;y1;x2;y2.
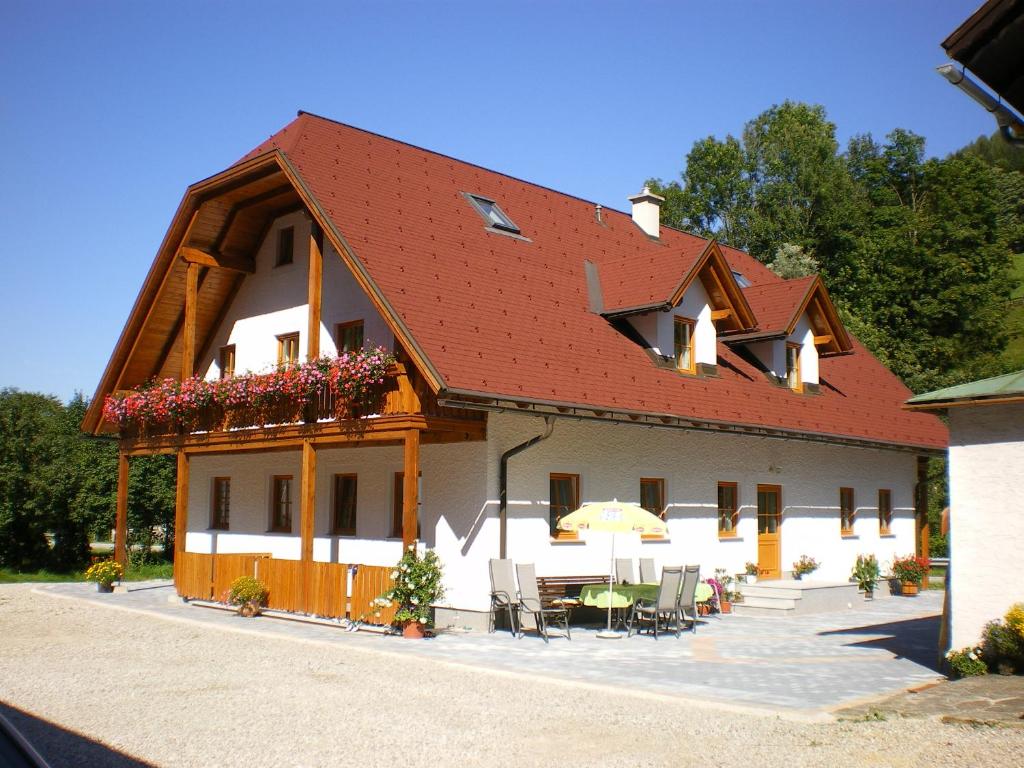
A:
731;270;751;288
465;193;520;234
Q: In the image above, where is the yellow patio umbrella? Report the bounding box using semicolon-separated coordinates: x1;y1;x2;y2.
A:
558;500;667;639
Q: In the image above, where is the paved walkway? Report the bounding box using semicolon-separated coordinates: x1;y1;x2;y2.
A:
41;581;947;718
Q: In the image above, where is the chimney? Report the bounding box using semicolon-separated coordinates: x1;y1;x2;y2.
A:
628;186;664;238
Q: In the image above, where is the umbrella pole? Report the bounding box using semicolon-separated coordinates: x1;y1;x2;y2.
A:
597;532;621;639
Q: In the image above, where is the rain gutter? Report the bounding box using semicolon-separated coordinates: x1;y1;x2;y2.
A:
498;416;554;559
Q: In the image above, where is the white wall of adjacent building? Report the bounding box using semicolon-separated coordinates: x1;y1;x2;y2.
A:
198;212;393;380
184;409;918;615
947;403;1024;649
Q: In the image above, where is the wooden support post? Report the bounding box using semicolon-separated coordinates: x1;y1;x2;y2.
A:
300;440;317;610
181;261;199;380
173;451;190;591
307;224;323;361
114;452;129;567
402;429;420;547
916;456;930;559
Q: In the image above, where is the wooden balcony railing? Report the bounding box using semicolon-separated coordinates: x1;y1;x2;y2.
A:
175;551;398;625
119;363;483;439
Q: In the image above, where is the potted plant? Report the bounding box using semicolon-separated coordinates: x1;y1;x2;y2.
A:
851;554;881;598
792;555;819;580
891;554;929;595
379;544;444;638
713;568;734;613
743;561;758;584
84;558;124;592
228;575;269;617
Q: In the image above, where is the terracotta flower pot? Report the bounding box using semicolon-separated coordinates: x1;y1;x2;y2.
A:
402;620;426;639
720;600;732;614
901;581;919;596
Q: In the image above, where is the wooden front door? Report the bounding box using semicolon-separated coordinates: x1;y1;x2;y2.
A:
757;484;782;579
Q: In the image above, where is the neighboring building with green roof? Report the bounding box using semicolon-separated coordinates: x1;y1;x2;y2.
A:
906;369;1024;649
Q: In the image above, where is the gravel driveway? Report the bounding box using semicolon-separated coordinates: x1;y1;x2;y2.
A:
1;584;1021;767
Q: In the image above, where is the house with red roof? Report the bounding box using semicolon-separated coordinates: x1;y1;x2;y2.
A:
84;112;946;626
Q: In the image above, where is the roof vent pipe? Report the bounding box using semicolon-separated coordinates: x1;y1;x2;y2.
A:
595;203;603;224
628;186;665;238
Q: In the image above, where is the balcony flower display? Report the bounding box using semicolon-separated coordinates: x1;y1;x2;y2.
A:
103;347;395;433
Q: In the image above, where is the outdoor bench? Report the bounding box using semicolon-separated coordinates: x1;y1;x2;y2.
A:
536;575;611;607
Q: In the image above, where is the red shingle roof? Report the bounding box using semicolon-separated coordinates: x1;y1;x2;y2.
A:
743;277;817;333
241;113;946;451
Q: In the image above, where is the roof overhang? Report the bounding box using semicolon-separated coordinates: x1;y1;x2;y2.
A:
438;387;946;456
942;0;1024;115
82;150;446;435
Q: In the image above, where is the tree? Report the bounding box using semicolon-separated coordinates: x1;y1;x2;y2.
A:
767;243;819;279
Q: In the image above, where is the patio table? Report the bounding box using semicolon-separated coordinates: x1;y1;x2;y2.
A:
579;582;715;609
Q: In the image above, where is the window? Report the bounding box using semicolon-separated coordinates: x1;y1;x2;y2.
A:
731;270;752;288
786;343;802;391
718;482;738;537
336;321;364;354
270;475;293;532
878;489;892;535
465;193;520;233
277;332;300;369
840;487;855;536
640;478;664;517
332;474;357;536
276;226;294;266
549;473;579;535
674;317;695;373
211;477;230;530
218;345;235;379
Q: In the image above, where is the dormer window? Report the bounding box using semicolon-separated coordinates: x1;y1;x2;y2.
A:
674;317;695;373
786;343;802;391
465;193;520;234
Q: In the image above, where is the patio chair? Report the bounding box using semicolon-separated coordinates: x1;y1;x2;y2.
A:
639;558;657;584
627;566;684;639
677;564;701;634
615;558;637;585
488;559;518;635
515;563;571;643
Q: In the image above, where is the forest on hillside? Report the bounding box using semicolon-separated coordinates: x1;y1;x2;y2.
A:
3;102;1021;572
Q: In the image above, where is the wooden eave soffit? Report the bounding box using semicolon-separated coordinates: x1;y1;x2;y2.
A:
801;280;852;356
178;246;254;273
669;242;757;332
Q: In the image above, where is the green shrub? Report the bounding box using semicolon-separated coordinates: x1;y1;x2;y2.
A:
377;545;444;627
945;647;987;678
981;612;1024;675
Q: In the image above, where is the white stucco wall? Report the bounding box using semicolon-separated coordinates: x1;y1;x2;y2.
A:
791;316;819;386
947;403;1024;648
198;213;393;379
183;412;918;615
491;414;916;596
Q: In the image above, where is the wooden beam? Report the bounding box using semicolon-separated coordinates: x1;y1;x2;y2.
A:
173;451;189;590
710;309;732;321
307;224;323;360
179;246;254;274
181;262;199;381
114;452;129;567
813;334;833;346
916;456;929;560
402;429;420;547
300;440;317;611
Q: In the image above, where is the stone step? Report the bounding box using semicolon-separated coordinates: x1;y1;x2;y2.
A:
732;579;861;617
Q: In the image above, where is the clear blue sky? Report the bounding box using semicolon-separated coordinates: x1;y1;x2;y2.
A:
0;0;996;403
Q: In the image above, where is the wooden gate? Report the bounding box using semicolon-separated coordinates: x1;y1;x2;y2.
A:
350;564;397;625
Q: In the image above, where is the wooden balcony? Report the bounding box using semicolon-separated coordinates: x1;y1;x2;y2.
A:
117;363;486;456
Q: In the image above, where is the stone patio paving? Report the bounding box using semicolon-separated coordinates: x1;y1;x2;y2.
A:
41;581;952;718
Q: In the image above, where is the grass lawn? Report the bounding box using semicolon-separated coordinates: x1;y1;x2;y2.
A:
0;562;173;584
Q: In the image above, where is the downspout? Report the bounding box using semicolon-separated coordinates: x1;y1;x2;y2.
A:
499;416;555;559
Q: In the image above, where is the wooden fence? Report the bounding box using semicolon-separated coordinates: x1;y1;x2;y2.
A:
174;553;396;625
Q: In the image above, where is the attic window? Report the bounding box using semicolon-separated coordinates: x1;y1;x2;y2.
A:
465;193;520;234
731;270;751;288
